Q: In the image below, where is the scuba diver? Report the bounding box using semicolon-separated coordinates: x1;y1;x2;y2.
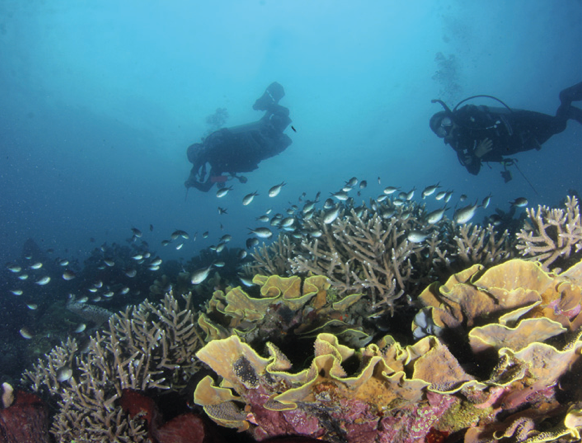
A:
430;82;582;181
185;82;292;193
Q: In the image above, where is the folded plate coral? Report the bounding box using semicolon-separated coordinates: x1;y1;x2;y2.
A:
198;274;372;348
195;258;582;443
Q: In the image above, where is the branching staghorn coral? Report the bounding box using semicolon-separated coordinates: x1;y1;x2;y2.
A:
516;195;581;270
244;199;514;313
22;292;204;443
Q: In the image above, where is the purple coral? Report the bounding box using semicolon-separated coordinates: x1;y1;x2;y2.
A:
379;392;457;443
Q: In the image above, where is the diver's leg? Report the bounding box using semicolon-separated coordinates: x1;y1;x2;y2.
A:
559;81;582;104
557;81;582;120
567;106;582;125
253;82;285;111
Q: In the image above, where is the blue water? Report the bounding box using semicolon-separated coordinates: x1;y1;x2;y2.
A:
0;1;580;267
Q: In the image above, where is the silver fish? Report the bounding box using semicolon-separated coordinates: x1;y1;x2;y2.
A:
281;217;295;227
220;234;232;242
246;238;259;248
19;328;33;339
35;276;51;285
426;207;447;224
191;264;214;285
482;194;492;209
405;188;416;201
120;287;130;295
216;186;233;198
383;186;399;195
303;201;316;213
242;191;259;205
75;323;86;333
510;197;528;207
268;182;286;197
454;202;479;224
131;227;142;237
257;215;270;223
331;191;349;201
30;262;43;270
150;258;163;266
422;183;440;198
26;304;38;310
435;191;446;201
103;259;115;267
125;269;137;278
18;274;28;280
56;367;73;382
248;227;273;238
345;177;358;187
6;265;21;273
408;231;429;243
10;289;23;296
239;276;254;287
323;206;340;224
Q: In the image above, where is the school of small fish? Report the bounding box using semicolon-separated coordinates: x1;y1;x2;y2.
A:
4;172;531;340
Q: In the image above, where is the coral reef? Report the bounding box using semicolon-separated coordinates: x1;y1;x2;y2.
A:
199;274;372;349
412;257;582;337
516;195;581;270
245;199;513;314
196;258;582;443
22;292;204;443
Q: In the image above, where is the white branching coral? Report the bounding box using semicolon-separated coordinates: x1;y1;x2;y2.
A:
516;196;581;270
21;292;203;443
244;201;514;313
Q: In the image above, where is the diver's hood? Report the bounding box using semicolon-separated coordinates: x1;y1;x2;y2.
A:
429;111;448;134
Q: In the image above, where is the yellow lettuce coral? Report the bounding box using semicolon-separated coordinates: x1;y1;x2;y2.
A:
194;259;582;442
198;274;369;347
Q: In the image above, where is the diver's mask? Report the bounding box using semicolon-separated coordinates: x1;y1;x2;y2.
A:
436;116;453;138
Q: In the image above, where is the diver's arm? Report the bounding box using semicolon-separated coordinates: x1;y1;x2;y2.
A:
452;138;481;175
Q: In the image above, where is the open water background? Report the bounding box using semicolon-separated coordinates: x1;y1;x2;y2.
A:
0;0;581;265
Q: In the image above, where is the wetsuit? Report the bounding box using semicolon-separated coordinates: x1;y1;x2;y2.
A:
447;105;562;175
185;83;292;192
434;81;582;175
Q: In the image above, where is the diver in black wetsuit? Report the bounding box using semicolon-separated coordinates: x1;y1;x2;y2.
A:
185;82;292;193
429;82;582;180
